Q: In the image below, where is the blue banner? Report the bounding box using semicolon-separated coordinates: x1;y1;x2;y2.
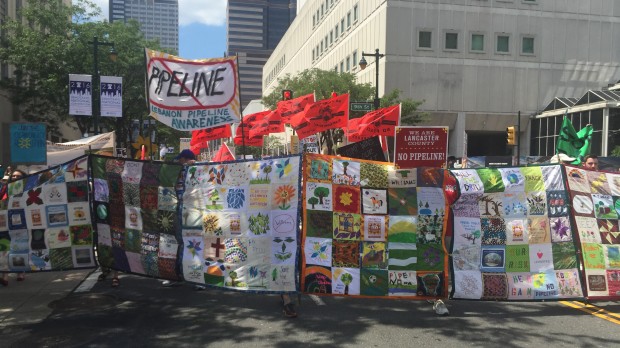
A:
10;123;47;165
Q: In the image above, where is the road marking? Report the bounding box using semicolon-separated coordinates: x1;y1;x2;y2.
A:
74;271;100;293
560;301;620;325
309;294;326;306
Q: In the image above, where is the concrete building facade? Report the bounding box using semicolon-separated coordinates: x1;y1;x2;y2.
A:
109;0;179;53
227;0;297;110
263;0;620;158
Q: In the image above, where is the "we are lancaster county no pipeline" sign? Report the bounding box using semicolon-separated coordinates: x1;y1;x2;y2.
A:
145;48;241;131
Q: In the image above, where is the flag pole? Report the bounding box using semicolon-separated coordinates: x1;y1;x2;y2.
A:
235;55;246;160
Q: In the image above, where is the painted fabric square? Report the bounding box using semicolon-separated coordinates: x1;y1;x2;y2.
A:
417;272;444;296
248;185;271;211
416;168;444;188
158;164;183;187
508;273;534;300
94;179;109;202
140;185;159;211
452;170;484;194
333;213;361;240
592;194;617;219
303;265;332;293
502;192;527;218
360;269;388;296
482;273;508;300
452;193;482;218
333;185;360;214
541;165;564;191
272;184;297;210
222;162;251;186
566;167;590;193
388;216;417;243
304;237;332;267
521;167;544;193
306;182;332;211
505;218;528;245
529;243;554;272
526;192;548;216
388;242;417;270
481;218;506;245
332;268;360;295
588;171;611;195
247;211;270;236
550;217;572;242
552;242;578;269
555;269;583;298
505;245;530;272
306;210;333;238
416;244;444;271
359;162;388;188
272;236;296;264
388;187;417;216
332;240;360;267
140;162;161;186
361;242;387;269
66;181;89;203
480;246;505;272
476;168;505;193
122;182;141;207
121;161;143;184
532;271;559;299
417;213;442;244
361;189;388;215
307;157;332;183
571;194;594;217
498;168;525;192
362;215;387;241
388;168;417;188
547;191;569;217
271;210;297;238
478;193;505;218
527;217;550;244
332;159;360;186
388;270;417;296
453;270;483;299
574;216;601;243
46;205;68;228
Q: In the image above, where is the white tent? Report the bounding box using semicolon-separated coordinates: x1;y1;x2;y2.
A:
46;131;115;166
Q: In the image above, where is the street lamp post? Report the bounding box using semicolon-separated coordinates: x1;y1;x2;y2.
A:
358;48;385;110
88;36;117;136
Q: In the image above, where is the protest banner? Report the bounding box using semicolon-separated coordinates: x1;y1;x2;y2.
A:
394;126;449;169
337;136;386;162
10;123;47;165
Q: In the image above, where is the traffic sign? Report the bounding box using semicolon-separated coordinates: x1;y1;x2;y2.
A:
350;101;373;111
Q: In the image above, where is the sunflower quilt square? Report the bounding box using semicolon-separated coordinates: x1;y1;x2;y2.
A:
333;185;360;214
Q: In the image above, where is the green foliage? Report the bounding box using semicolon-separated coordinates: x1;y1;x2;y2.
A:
611;146;620;157
262;69;425;154
0;0;184;151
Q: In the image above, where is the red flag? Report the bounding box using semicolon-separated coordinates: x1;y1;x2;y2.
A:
190;124;232;145
234;121;263;147
249;110;284;138
295;94;349;139
277;93;315;123
212;143;235;162
190;142;208;155
346;117;371;143
358;104;400;137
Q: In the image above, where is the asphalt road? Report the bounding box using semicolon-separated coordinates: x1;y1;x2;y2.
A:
2;270;619;347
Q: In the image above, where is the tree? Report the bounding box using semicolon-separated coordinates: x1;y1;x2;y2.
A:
262;69;426;155
308;197;319;209
0;0;187;155
314;187;329;204
340;272;353;295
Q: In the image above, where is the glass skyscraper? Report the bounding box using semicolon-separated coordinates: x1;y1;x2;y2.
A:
227;0;297;110
109;0;179;53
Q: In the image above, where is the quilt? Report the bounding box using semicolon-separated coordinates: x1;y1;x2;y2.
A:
0;156;96;272
450;165;584;300
565;165;620;300
90;156;183;279
180;155;301;292
301;153;449;298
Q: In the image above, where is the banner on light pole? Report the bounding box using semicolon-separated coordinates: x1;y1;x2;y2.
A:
69;74;92;116
100;76;123;117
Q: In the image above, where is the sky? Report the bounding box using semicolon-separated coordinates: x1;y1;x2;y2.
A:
88;0;227;59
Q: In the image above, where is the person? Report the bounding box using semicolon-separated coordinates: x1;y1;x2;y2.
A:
162;149;202;289
1;169;27;286
98;268;120;288
583;154;599;170
281;294;297;318
447;156;456;169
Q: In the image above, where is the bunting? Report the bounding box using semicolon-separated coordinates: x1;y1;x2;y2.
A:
295;94;349;139
190;124;232;145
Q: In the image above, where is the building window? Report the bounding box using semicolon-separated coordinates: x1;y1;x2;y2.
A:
346;56;351;71
352;50;358;70
335;25;339;38
335;65;338;72
325;36;328;50
471;33;484;52
312;50;315;61
347;12;351;29
340;61;344;72
321;41;324;54
341;19;345;34
522;36;535;55
353;4;359;22
418;30;432;49
313;15;316;27
316;10;319;23
445;32;458;50
330;30;333;45
321;4;324;18
496;34;510;53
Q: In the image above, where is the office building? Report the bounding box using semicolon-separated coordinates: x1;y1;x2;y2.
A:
109;0;179;53
227;0;297;110
263;0;620;157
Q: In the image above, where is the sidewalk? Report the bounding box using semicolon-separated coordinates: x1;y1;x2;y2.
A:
0;269;92;327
